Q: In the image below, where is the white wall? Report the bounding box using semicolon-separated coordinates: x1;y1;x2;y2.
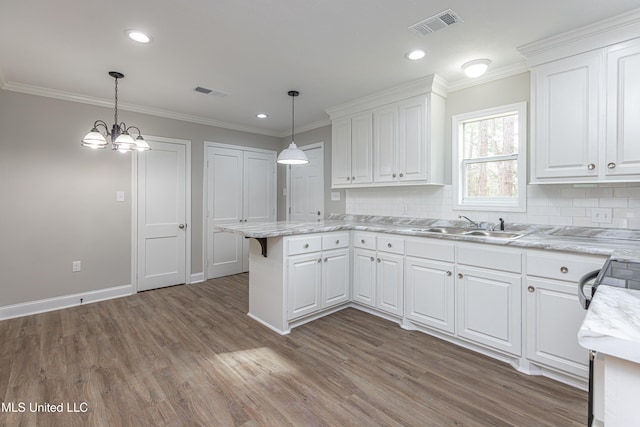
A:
345;72;640;230
0;89;281;308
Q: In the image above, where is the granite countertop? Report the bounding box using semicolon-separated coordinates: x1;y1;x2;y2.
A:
216;214;640;259
578;285;640;363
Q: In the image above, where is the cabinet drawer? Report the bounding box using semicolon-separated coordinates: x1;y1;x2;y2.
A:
457;244;522;273
405;238;455;262
286;235;322;256
322;232;350;250
377;235;405;255
353;232;376;250
527;251;606;282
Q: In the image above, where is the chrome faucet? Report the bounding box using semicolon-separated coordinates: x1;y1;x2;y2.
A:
458;215;481;229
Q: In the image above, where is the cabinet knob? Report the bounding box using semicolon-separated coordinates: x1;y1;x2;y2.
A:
446;271;452;277
361;239;365;244
607;162;617;169
178;224;185;229
318;258;322;263
324;258;328;262
387;243;392;248
370;257;374;261
457;273;463;279
587;163;596;170
304;243;309;249
317;211;321;216
399;173;404;178
560;266;568;274
335;240;340;244
392;173;397;178
352;176;356;181
239;219;243;223
377;258;381;263
528;286;535;293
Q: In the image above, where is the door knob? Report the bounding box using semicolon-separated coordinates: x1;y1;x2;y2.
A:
178;224;185;229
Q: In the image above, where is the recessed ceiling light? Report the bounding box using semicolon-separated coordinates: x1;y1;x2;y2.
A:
405;49;426;61
125;30;152;44
256;113;269;119
462;59;491;78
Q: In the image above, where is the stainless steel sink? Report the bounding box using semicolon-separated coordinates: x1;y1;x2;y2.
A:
462;230;523;239
412;227;467;234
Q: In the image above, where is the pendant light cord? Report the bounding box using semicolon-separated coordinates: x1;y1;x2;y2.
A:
291;93;295;143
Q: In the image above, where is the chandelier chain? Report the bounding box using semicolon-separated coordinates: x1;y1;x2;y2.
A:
114;76;119;127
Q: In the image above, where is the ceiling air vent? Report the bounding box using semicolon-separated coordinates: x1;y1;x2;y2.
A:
408;9;463;36
194;86;229;97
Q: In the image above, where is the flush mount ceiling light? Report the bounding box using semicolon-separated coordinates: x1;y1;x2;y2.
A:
256;113;269;119
462;59;491;78
405;49;426;61
81;71;150;153
125;30;152;43
277;90;309;165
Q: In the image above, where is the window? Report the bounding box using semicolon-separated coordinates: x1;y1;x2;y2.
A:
452;102;527;212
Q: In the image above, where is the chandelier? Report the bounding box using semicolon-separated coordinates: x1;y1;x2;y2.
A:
81;71;150;152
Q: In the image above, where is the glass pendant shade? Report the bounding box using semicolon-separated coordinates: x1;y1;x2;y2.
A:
113;132;136;151
81;128;108;149
277;142;309;164
135;136;151;151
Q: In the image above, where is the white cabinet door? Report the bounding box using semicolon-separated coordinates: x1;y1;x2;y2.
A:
606;39;640;178
287;253;322;320
376;252;404;316
398;95;427;182
457;266;522;356
405;257;455;334
322;248;350;308
526;277;589;378
331;118;352;186
352;247;376;307
373;105;398;183
351;112;374;184
531;50;602;181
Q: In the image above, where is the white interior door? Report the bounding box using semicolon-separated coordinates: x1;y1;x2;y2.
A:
208;147;244;278
137;140;187;291
290;144;324;221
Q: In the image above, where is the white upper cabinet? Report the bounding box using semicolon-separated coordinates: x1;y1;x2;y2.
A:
328;75;446;188
530;51;602;182
606;39;640;178
520;12;640;184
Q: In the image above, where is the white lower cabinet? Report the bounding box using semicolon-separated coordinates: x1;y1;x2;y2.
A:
456;266;522;356
352;233;404;316
405;257;455;334
286;233;350;321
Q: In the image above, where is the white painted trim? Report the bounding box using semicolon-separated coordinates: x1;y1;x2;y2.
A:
133;135;192;292
190;272;205;284
277;118;331;138
0;284;134;321
0;65;7;89
518;8;640;66
0;81;282;137
202;141;278;280
247;312;291;335
446;63;529;93
286;141;325;221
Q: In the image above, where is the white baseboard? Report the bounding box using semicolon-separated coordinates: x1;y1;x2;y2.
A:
190;272;205;284
0;284;134;321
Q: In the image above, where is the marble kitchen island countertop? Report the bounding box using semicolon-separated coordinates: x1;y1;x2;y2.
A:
578;285;640;363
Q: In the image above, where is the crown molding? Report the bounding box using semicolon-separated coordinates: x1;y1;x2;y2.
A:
518;8;640;66
446;62;530;93
325;74;448;120
277;118;332;139
1;80;282;137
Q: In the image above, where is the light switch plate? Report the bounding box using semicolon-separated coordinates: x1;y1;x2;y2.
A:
116;191;125;202
331;192;340;201
592;208;612;223
72;261;81;272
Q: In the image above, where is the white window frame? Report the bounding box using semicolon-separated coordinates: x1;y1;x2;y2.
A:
452;102;527;212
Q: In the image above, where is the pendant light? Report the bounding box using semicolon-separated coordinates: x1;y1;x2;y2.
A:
277;90;309;165
81;71;150;153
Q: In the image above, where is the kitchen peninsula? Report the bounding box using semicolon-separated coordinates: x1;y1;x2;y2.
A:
217;214;640;390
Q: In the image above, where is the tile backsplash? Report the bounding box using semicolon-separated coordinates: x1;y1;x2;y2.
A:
346;184;640;230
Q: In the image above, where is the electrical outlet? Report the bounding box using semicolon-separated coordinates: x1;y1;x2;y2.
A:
331;192;341;201
401;203;409;215
592;208;612;224
72;260;81;272
116;191;125;202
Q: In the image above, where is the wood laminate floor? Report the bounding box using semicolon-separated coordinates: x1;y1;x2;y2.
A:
0;273;586;426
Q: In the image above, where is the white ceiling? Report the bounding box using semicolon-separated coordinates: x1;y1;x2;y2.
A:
1;1;639;137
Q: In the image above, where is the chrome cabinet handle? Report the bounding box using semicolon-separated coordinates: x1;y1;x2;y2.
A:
178;224;185;229
318;259;322;263
352;176;355;181
361;239;365;244
457;273;463;279
446;271;452;276
304;244;309;248
317;211;321;215
528;286;535;293
560;266;568;274
392;173;396;178
377;258;381;263
370;257;374;261
399;173;404;177
608;162;617;169
387;243;392;248
587;163;596;170
324;258;328;262
335;240;340;244
347;177;351;181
